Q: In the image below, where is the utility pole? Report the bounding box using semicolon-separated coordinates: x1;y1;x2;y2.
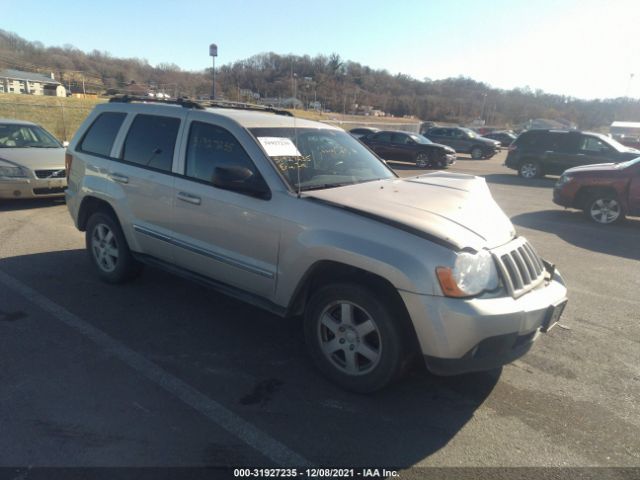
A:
209;44;218;100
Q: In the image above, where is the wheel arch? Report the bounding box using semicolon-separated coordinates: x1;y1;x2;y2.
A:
77;195;120;232
285;260;421;357
575;185;620;209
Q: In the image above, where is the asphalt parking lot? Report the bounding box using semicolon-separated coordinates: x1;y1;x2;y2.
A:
0;150;639;474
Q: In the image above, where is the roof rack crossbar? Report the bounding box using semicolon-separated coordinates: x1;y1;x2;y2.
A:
107;95;293;116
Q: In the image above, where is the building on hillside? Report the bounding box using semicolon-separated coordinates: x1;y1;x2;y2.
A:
0;69;67;97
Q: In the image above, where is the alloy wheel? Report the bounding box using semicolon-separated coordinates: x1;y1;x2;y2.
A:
91;223;119;272
590;198;621;224
317;301;382;376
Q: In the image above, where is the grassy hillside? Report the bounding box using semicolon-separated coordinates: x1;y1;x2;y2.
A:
0;94;104;141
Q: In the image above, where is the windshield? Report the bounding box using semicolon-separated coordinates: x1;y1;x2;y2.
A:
461;128;477;138
410;134;432;144
0;123;62;148
250;127;396;191
615;156;640;169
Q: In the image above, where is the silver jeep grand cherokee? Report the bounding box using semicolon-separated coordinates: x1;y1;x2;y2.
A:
65;97;568;392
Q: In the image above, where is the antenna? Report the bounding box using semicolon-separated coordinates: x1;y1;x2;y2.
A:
294;113;301;198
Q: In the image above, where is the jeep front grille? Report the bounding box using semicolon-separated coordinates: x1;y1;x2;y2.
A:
491;237;546;298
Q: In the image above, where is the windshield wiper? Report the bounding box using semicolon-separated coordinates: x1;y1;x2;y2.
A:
298;182;353;192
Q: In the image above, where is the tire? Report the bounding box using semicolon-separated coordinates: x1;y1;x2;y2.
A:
415;152;429;168
470;146;484;160
518;160;542;179
85;211;142;283
584;193;624;224
304;283;408;393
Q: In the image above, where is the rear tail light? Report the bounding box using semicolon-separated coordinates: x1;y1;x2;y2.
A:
65;152;73;180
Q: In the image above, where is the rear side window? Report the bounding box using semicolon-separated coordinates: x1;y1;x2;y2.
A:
79;112;126;157
122;114;180;172
373;132;392;142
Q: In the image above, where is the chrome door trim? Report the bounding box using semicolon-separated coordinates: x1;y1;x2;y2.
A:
132;224;275;279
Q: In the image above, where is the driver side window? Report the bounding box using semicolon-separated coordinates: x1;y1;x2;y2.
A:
185;122;256;183
579;136;611;153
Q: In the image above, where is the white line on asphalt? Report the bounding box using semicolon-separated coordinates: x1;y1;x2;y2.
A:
0;269;310;467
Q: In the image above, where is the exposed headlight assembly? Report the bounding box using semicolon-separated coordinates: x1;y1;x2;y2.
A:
436;250;499;297
0;165;28;178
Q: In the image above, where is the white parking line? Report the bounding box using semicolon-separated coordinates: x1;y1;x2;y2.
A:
0;269;310;467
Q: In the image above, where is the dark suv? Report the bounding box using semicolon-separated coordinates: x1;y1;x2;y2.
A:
423;127;499;159
505;129;640;179
361;130;456;168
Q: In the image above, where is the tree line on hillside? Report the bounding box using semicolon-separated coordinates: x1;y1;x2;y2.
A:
1;29;639;129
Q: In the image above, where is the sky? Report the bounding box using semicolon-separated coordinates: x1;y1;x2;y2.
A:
3;0;640;100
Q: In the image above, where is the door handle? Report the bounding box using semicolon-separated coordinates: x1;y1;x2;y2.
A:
109;173;129;184
177;191;201;205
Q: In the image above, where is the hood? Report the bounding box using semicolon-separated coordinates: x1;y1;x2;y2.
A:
476;137;500;146
0;147;66;170
565;162;620;174
304;172;516;251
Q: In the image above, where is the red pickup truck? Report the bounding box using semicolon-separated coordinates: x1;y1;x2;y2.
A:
553;157;640;224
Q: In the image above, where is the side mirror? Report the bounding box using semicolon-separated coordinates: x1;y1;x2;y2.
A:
212;166;271;199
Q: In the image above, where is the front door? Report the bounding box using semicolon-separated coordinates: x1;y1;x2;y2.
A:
171;119;279;299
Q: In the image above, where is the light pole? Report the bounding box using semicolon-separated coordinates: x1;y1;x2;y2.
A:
209;43;218;100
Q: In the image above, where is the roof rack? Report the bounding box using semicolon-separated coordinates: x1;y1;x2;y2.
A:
108;95;293;117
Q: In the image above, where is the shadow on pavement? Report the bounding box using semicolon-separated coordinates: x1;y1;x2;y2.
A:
0;197;65;212
483;173;557;189
0;249;499;467
512;209;640;261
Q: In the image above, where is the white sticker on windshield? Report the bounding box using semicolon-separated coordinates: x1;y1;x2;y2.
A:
257;137;301;157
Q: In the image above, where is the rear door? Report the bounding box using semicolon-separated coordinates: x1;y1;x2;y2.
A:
366;131;393;159
170;114;280;299
543;133;580;174
109;111;184;262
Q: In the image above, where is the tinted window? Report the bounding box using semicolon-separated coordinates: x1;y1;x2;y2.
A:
392;133;411;144
430;128;446;136
185;122;256;183
80;112;126;157
373;132;393;143
122;114;180;172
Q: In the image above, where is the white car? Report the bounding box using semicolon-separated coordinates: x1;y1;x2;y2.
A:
0;119;67;199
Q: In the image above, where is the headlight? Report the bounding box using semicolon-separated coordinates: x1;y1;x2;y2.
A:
0;165;28;178
436;250;499;297
556;174;573;187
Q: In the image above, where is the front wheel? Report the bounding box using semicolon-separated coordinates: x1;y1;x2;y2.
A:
518;161;542;179
415;152;430;168
585;194;624;224
304;283;407;393
470;146;484;160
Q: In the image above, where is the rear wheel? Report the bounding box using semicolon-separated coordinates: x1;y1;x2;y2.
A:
304;283;407;393
86;212;142;283
585;194;624;224
518;161;542;179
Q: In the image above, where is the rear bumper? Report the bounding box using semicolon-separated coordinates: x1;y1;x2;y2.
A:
0;177;67;199
401;269;567;375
